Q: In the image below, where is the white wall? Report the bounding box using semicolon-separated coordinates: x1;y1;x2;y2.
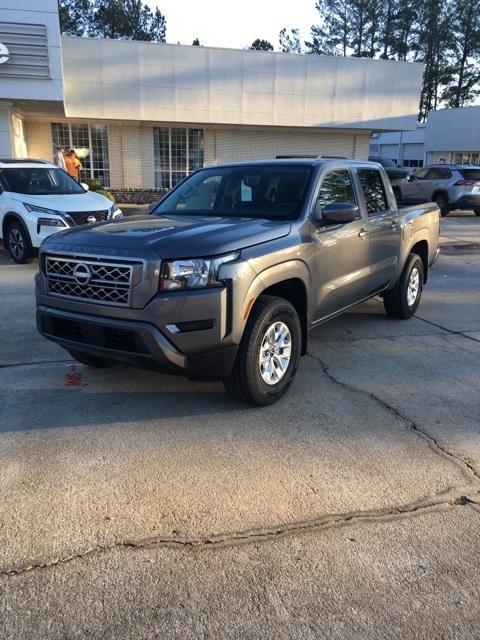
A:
425;106;480;153
0;0;63;103
61;37;423;132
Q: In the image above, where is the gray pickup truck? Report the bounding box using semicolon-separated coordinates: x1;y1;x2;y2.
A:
36;159;440;405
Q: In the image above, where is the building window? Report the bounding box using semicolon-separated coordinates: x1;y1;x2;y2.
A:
403;159;423;168
51;123;110;186
454;152;480;165
153;127;204;189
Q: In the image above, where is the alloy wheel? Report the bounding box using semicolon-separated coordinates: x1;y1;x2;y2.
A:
407;266;420;307
8;227;24;260
258;321;292;385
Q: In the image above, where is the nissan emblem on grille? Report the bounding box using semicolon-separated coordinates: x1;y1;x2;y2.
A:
45;255;137;307
72;263;92;284
87;215;97;223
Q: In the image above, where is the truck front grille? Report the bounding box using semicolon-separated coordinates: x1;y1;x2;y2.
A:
45;255;137;307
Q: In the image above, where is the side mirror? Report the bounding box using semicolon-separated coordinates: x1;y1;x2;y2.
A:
81;182;89;191
317;202;360;225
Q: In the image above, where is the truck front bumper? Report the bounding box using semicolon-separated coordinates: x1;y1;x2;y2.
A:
37;305;238;381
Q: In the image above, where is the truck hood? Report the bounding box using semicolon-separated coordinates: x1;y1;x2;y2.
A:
43;214;292;258
10;190;113;212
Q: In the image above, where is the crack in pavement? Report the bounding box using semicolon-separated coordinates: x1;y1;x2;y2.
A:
307;351;480;485
2;316;479;580
414;315;480;343
2;488;479;579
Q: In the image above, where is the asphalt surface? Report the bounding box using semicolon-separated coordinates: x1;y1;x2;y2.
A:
1;212;479;639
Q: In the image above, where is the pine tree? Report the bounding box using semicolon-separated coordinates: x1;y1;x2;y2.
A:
442;0;480;107
306;0;350;56
250;39;274;51
58;0;92;36
279;28;302;53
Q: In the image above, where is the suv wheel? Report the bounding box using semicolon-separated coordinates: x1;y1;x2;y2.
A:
383;253;424;319
6;221;33;264
434;193;449;217
223;295;301;406
68;350;116;368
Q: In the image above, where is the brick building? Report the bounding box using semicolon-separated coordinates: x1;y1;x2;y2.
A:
1;0;423;191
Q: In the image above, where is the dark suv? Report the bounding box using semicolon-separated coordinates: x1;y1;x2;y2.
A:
368;156;409;181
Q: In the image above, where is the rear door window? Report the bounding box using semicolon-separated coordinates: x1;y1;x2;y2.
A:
316;169;356;211
427;167;452;180
460;169;480;181
357;169;389;216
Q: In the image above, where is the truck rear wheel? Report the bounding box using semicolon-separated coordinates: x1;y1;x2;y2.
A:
223;295;301;406
67;350;116;368
383;253;424;319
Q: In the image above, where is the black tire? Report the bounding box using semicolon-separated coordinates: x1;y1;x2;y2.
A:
6;220;33;264
474;209;480;216
223;295;302;406
433;193;449;217
383;253;424;319
67;349;116;368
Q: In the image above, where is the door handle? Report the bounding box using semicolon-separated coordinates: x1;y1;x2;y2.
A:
358;228;368;238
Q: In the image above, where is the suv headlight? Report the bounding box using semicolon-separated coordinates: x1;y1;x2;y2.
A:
108;203;122;219
159;253;239;292
24;203;63;216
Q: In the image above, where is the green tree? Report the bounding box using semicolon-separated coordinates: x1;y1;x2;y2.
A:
192;38;200;46
279;27;302;53
249;38;274;51
441;0;480;107
390;0;419;61
306;0;350;55
58;0;92;36
91;0;166;41
416;0;451;119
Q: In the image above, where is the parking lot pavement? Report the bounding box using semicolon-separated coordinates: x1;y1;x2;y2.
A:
1;214;480;639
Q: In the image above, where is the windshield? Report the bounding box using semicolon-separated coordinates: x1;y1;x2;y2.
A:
153;164;313;220
0;167;85;195
373;158;396;168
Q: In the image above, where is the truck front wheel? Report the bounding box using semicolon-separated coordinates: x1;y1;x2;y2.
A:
224;295;301;406
383;253;424;319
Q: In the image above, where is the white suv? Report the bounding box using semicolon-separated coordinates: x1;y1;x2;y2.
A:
0;159;122;263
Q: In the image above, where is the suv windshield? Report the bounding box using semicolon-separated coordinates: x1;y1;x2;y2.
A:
153;164;313;220
0;167;85;195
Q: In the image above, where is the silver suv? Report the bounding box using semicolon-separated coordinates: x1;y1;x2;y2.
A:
394;164;480;217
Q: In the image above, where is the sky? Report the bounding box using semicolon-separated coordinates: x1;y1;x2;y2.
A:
155;0;319;50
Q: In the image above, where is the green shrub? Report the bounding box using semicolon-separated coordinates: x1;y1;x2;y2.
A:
95;188;115;202
85;178;115;202
86;178;102;191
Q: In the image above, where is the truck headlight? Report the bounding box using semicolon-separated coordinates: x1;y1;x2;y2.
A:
159;253;238;292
